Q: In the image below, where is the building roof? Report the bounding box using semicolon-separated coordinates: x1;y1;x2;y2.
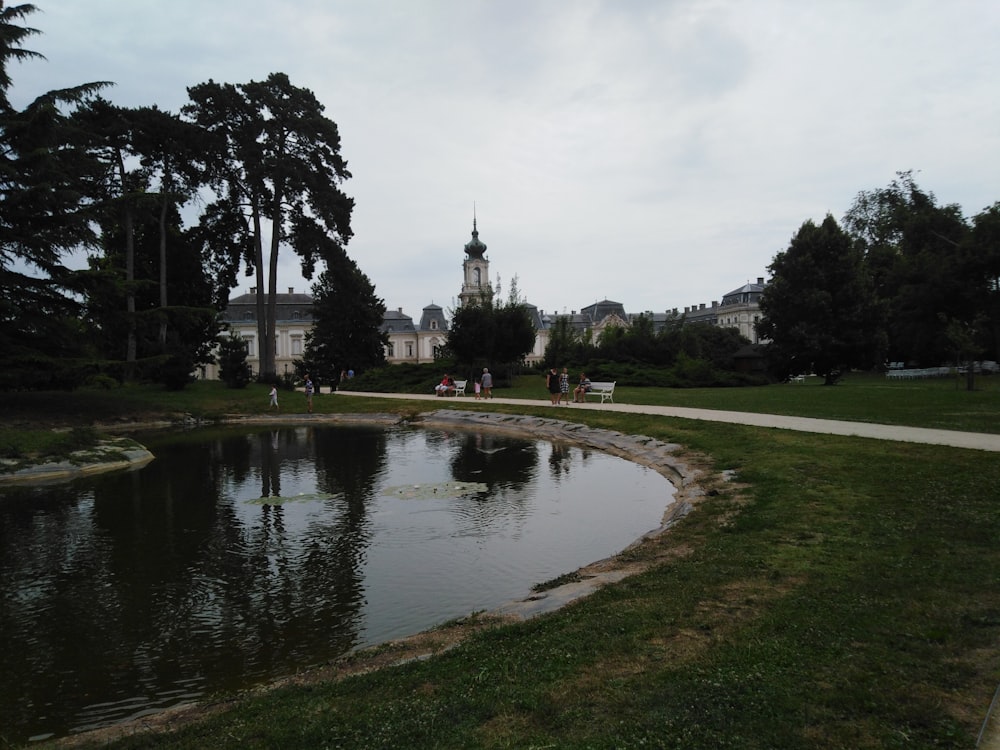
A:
418;304;449;332
380;309;416;333
223;291;314;323
580;299;626;321
721;278;766;307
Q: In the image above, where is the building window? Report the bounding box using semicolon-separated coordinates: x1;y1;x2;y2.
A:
244;336;256;357
406;342;413;357
386;343;395;358
473;268;481;285
292;311;301;320
430;320;438;330
292;337;302;356
243;311;253;321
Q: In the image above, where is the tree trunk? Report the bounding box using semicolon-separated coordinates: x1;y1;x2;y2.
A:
262;182;284;380
117;150;137;380
265;214;280;380
252;208;267;380
158;192;168;349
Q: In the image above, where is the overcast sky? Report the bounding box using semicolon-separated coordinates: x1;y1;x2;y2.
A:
11;1;1000;319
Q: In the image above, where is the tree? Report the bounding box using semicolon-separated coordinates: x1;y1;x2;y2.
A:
72;98;151;377
844;172;971;365
129;105;207;348
0;3;110;388
447;276;536;381
217;330;250;388
758;215;886;384
184;73;354;379
962;203;1000;362
542;315;584;368
301;242;387;386
83;202;220;387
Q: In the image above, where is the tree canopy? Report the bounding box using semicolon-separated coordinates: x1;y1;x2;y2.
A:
300;242;387;386
446;279;537;381
184;73;354;379
759;215;885;384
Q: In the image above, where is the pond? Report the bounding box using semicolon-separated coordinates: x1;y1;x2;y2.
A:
0;422;674;743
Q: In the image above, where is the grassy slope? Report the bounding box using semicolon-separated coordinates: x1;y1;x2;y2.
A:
10;376;999;749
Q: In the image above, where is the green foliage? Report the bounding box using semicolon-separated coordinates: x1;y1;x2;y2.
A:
447;295;536;376
184;73;354;378
542;315;587;367
962;202;1000;361
760;214;886;383
843;171;975;366
544;312;754;387
303;241;387;385
0;426;100;460
345;362;456;394
217;331;250;389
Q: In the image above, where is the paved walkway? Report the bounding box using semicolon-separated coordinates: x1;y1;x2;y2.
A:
332;391;1000;453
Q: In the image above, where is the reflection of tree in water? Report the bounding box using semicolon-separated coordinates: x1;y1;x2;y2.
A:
259;430;281;498
0;426;393;742
0;483;127;738
222;426;390;675
449;431;539;489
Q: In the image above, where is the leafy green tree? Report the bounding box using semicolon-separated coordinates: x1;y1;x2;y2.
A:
674;324;751;371
493;302;537;374
758;215;886;384
301;242;387;387
83;201;219;387
129;105;207;348
542;315;582;368
217;330;250;388
0;3;109;388
72;98;152;377
184;73;354;379
962;203;1000;362
844;172;971;365
448;278;536;381
447;301;496;371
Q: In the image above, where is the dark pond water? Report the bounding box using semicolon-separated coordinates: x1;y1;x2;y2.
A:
0;423;674;743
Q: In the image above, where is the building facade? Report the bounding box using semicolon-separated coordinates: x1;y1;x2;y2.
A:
208;221;767;377
203;288;314;380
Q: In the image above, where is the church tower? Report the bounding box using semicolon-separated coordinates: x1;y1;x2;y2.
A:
458;214;492;307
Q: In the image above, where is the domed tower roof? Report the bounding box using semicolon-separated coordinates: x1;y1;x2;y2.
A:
463;217;487;259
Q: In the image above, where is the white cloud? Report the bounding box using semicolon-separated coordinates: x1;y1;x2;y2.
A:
11;0;1000;319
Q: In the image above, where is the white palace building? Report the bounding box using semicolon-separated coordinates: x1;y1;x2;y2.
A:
213;219;767;378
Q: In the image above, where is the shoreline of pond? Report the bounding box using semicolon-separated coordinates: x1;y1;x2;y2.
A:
30;409;732;749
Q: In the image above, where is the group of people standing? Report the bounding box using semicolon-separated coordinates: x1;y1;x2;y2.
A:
546;367;591;405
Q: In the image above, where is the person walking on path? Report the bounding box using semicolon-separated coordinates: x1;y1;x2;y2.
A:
481;368;493;399
269;384;279;411
559;367;570;405
546;367;561;405
304;374;314;413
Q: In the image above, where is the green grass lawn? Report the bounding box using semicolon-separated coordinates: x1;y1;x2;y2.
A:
7;377;999;749
503;370;1000;433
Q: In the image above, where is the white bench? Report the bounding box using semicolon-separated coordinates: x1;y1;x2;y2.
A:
453;380;467;396
584;381;616;404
